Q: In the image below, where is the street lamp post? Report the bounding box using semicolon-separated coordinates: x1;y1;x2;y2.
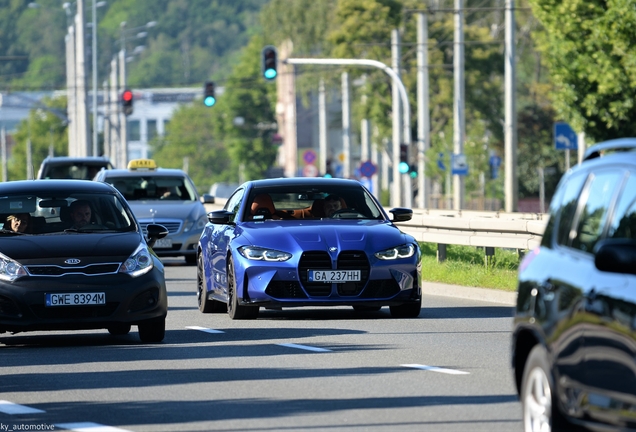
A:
91;0;107;157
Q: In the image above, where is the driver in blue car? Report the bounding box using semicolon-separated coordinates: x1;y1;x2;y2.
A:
324;194;345;217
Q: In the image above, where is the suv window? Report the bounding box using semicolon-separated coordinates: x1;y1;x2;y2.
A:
556;172;589;247
608;171;636;240
570;171;623;253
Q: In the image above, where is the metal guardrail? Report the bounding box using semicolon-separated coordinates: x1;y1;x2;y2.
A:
205;200;548;251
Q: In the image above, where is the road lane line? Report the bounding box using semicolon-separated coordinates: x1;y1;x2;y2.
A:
277;343;331;352
401;364;470;375
186;326;225;334
56;422;133;432
0;400;45;414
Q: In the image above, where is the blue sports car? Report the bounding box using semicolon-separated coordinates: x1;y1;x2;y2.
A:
197;177;422;319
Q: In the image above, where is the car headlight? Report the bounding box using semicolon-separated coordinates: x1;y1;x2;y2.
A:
119;243;154;277
375;244;416;260
184;215;207;232
0;252;27;282
238;246;292;262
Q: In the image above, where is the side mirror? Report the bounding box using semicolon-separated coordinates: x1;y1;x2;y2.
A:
146;223;168;249
594;239;636;275
389;207;413;222
208;210;234;224
200;194;215;204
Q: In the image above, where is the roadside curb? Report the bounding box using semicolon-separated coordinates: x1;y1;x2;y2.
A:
424;281;517;306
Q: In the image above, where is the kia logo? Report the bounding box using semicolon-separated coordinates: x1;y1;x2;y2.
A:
65;259;81;265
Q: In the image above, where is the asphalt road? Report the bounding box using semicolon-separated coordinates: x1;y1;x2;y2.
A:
0;259;522;432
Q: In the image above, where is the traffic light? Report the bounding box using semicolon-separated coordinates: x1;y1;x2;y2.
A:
324;159;333;178
399;144;409;174
121;89;133;116
203;81;216;107
261;46;278;80
409;164;418;178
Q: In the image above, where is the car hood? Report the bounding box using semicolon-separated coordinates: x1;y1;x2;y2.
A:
129;201;203;220
0;232;142;262
240;220;412;252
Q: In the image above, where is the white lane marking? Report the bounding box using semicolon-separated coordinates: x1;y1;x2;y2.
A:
186;326;225;334
56;422;133;432
277;343;331;352
401;364;470;375
0;400;45;414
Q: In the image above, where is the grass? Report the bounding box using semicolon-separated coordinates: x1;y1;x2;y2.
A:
419;242;521;292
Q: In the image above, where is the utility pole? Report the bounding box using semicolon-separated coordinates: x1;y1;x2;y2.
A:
318;79;327;176
75;0;90;157
1;127;7;182
109;56;120;166
341;72;351;179
453;0;465;210
118;47;128;167
391;29;402;207
65;25;77;155
504;0;518;212
417;12;430;209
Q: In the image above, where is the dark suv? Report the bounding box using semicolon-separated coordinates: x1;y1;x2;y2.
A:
37;156;114;180
512;138;636;431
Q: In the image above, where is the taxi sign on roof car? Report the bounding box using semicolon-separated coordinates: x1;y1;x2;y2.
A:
127;159;157;170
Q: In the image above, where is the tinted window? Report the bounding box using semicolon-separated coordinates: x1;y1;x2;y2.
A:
608;172;636;240
570;171;622;253
556;172;589;247
105;175;195;201
128;120;141;141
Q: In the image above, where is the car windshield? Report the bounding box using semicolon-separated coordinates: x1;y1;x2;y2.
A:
242;185;384;221
0;191;136;235
40;162;113;180
104;176;197;201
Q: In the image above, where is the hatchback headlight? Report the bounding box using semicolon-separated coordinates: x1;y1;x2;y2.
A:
375;244;416;260
238;246;292;262
119;243;154;277
0;252;27;282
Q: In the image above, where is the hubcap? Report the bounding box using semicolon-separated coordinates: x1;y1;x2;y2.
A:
524;366;552;432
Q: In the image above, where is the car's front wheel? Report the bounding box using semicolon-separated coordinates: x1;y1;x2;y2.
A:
138;317;165;343
197;253;226;313
227;258;259;320
521;344;568;432
389;298;421;318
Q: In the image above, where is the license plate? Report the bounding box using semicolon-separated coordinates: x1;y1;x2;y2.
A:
154;238;172;249
46;292;106;307
308;270;361;283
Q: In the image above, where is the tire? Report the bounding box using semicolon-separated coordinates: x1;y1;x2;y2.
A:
197;253;226;313
521;345;569;432
352;305;382;312
138;318;166;343
227;258;259;320
107;323;131;335
389;298;421;318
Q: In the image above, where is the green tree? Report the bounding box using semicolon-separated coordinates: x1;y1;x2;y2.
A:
529;0;636;141
214;36;279;181
150;104;230;193
9;96;68;180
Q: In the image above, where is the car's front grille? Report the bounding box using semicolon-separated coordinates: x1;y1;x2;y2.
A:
140;221;182;235
26;263;120;277
336;251;370;296
31;303;119;319
265;281;308;299
299;251;333;296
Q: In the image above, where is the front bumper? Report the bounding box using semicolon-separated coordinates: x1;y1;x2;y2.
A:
0;268;167;333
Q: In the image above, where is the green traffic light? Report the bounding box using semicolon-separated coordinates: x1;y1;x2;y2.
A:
204;96;216;107
398;161;409;174
264;69;277;80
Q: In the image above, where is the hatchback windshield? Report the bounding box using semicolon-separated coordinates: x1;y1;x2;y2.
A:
0;192;135;235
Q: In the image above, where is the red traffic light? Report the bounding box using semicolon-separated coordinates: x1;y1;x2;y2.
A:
122;90;133;102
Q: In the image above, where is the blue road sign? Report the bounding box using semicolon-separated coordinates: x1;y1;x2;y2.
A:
451;153;469;176
437;153;446;171
554;122;578;150
359;160;377;178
